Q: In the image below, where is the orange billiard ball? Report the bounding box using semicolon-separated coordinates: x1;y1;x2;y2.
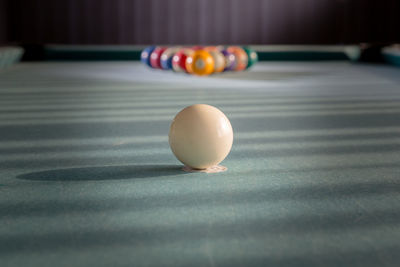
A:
185;50;214;76
227;46;248;71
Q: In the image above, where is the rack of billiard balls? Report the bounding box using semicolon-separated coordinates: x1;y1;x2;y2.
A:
141;46;258;76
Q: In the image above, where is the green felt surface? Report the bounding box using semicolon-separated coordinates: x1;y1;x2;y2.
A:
1;61;400;267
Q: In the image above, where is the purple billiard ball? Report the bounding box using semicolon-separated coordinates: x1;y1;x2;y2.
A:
221;50;237;71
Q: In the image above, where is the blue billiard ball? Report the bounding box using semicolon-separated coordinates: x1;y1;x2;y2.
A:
160;47;181;70
141;46;156;67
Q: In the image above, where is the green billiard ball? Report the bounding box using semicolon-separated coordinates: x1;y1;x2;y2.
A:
242;47;258;69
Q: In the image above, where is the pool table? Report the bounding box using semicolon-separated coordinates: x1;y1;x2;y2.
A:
1;55;400;266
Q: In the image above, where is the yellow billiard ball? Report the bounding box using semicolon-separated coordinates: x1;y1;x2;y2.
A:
204;47;226;73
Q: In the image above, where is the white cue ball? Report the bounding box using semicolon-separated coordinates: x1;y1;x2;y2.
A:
169;104;233;170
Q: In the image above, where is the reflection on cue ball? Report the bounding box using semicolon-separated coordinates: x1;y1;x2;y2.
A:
169;104;233;171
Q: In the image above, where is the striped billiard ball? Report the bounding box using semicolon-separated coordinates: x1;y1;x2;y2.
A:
172;48;194;73
150;47;167;69
204;47;226;73
160;47;181;70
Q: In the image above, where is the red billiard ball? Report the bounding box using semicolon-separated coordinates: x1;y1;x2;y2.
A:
172;48;194;73
150;47;167;69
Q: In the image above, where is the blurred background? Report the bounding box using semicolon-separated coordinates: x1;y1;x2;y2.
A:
1;0;400;46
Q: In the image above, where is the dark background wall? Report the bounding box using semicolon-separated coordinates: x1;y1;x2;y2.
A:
0;0;7;44
4;0;400;45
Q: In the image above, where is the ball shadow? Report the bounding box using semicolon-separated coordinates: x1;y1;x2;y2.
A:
16;164;184;182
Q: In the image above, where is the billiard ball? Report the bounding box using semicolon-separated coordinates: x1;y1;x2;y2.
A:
140;46;156;67
205;47;226;73
215;45;225;52
242;47;258;69
150;47;167;69
227;46;248;71
185;50;214;76
172;48;193;73
160;47;181;70
169;104;233;171
220;49;236;71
